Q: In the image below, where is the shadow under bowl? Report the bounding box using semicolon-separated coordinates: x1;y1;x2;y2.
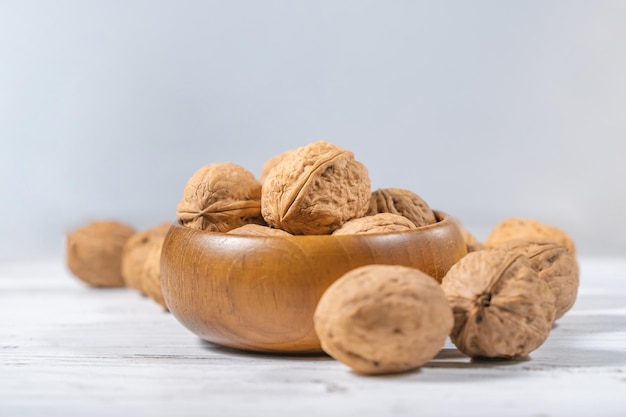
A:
161;211;467;354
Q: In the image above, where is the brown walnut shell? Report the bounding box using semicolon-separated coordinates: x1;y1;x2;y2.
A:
448;216;485;253
121;222;171;293
461;229;486;253
261;141;371;235
440;249;556;359
485;217;576;256
259;149;294;184
332;213;416;235
500;238;579;320
226;224;292;237
177;162;264;232
366;188;436;227
142;237;168;311
314;265;453;375
66;221;136;287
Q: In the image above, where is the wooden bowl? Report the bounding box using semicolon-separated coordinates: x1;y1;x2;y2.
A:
160;211;467;354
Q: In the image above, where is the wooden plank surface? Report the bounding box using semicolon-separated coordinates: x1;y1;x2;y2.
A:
1;259;625;417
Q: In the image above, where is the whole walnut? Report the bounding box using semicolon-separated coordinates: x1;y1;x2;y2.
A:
485;218;576;256
226;223;292;237
258;149;294;184
66;220;136;287
332;213;416;235
460;229;486;253
366;188;436;227
314;265;453;375
448;216;485;253
121;222;171;293
177;162;264;232
262;141;371;235
440;249;556;359
142;237;168;311
500;238;579;320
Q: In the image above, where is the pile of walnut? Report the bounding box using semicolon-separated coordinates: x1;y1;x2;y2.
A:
66;220;172;311
176;140;437;236
66;140;579;375
314;217;578;375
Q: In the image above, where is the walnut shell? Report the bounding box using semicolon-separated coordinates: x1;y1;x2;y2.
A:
440;249;556;359
258;149;294;184
142;237;168;311
461;229;486;253
177;162;264;232
66;221;136;287
314;265;453;375
226;224;292;237
485;218;576;256
332;213;416;235
366;188;436;227
261;141;371;235
448;216;485;253
121;222;171;293
500;238;579;320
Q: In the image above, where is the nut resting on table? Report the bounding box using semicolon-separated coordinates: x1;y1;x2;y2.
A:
121;222;171;305
498;238;578;320
66;220;172;310
66;220;136;287
314;264;453;375
441;249;556;359
65;139;580;376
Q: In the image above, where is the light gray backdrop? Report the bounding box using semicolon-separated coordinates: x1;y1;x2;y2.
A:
1;1;625;261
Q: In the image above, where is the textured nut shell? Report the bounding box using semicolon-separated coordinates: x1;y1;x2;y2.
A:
259;149;294;184
461;229;486;253
447;216;485;253
366;188;436;227
332;213;416;235
226;224;292;237
314;265;453;375
121;222;171;293
441;249;556;359
66;221;136;287
142;237;168;311
485;218;576;256
500;238;579;320
177;163;263;232
261;141;371;235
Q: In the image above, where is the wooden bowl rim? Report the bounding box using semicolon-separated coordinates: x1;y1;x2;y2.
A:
167;210;454;241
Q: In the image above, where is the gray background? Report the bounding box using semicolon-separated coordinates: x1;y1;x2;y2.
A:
1;1;625;262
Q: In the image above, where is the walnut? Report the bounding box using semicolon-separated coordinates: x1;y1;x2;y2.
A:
448;216;485;253
177;162;264;232
261;141;371;235
314;265;453;375
258;149;294;184
485;217;576;256
121;222;171;293
66;221;136;287
460;229;486;253
441;249;556;359
142;237;168;311
332;213;416;235
366;188;436;227
500;238;579;320
226;223;292;237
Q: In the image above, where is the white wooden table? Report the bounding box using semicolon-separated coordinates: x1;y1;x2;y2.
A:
1;258;625;417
